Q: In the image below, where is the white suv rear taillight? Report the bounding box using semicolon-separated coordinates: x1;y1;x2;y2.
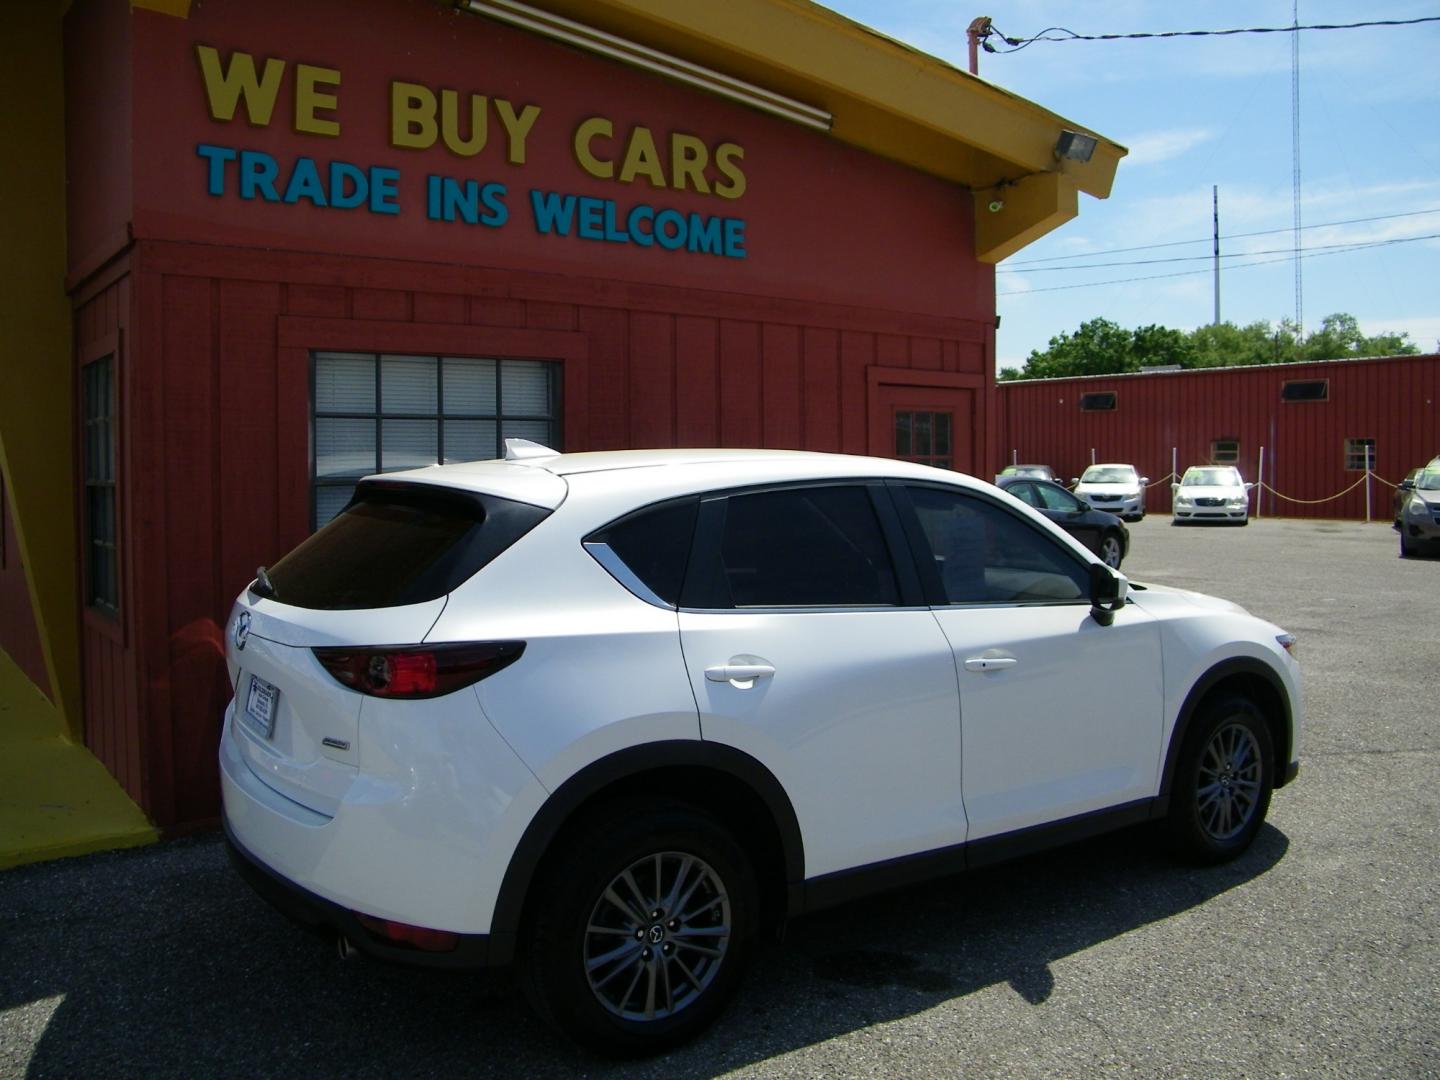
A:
312;641;524;699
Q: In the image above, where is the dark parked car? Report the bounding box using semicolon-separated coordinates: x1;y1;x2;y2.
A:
996;475;1129;568
1393;468;1419;529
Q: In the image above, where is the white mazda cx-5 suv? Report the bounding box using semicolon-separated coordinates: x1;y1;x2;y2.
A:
220;444;1301;1054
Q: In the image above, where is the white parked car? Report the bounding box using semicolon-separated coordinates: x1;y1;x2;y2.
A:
221;445;1301;1054
1072;463;1149;521
1173;466;1254;525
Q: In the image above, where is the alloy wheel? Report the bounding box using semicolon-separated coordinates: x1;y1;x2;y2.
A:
1195;722;1263;841
583;852;732;1022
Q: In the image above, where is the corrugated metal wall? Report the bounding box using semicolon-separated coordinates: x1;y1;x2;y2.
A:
994;355;1439;519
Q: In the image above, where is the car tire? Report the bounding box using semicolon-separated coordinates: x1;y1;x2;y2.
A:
1165;695;1274;864
518;801;757;1056
1236;518;1249;527
1098;531;1124;569
1400;532;1417;558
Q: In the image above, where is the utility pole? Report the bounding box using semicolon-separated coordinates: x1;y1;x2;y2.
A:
1291;1;1304;337
1212;185;1221;325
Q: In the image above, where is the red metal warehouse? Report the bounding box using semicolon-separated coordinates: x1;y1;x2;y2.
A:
993;354;1439;520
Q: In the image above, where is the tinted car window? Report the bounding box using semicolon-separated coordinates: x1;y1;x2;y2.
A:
1007;482;1040;508
1036;483;1082;513
713;486;899;607
263;484;549;610
587;498;699;607
907;487;1088;604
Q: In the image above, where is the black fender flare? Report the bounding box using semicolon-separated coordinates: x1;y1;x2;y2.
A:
487;740;804;964
1158;656;1295;804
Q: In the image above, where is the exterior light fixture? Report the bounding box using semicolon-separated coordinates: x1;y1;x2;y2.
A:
457;0;834;132
1054;130;1098;163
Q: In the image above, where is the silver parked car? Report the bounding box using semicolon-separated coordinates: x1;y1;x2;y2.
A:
1172;466;1253;525
1072;463;1149;521
1399;456;1440;557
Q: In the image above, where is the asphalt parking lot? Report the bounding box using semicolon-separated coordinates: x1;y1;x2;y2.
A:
2;516;1437;1079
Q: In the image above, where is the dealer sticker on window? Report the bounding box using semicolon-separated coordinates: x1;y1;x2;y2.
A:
243;674;278;740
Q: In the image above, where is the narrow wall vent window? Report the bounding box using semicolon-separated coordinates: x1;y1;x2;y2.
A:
1211;439;1239;465
312;352;561;528
894;411;952;470
1281;379;1329;402
1344;438;1376;472
1079;392;1117;411
82;356;119;615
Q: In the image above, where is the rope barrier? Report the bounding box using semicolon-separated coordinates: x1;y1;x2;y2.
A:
1258;474;1368;504
1369;473;1402;490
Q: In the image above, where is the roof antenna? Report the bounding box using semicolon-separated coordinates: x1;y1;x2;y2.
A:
503;438;560;461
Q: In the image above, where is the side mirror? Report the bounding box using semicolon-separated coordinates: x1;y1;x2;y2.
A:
1244;482;1256;491
1399;479;1415;491
1070;477;1080;486
1171;482;1180;492
1088;564;1127;626
1140;476;1150;485
1076;500;1091;512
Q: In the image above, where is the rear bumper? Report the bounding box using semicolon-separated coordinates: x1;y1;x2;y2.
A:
224;815;496;969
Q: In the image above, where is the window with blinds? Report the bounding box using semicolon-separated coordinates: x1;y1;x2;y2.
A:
312;352;561;528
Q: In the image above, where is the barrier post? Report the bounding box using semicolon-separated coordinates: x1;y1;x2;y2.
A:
1365;445;1373;523
1257;446;1265;520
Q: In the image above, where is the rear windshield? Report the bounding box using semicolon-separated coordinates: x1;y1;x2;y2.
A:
260;484;550;610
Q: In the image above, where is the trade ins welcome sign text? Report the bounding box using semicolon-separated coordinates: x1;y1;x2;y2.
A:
191;46;749;259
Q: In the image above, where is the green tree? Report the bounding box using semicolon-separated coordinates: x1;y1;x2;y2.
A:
1003;311;1419;381
1189;319;1297;367
1131;323;1197;368
1017;317;1139;379
1299;313;1418;361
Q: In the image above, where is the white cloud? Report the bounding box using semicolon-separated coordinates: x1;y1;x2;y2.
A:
1121;127;1218;167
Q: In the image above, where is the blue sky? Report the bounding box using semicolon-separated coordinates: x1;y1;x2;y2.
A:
823;0;1440;371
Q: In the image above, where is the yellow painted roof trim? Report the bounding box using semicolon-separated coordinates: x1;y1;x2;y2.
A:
521;0;1126;205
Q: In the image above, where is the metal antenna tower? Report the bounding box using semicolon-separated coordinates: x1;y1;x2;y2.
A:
1291;0;1304;337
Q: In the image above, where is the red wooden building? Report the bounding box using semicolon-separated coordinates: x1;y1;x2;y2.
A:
993;353;1439;518
1;0;1123;829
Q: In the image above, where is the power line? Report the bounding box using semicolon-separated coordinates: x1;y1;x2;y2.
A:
985;16;1440;53
1002;207;1440;265
996;233;1440;296
998;230;1436;273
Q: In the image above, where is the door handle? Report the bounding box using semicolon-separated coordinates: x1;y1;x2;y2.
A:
704;661;776;687
963;656;1018;672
